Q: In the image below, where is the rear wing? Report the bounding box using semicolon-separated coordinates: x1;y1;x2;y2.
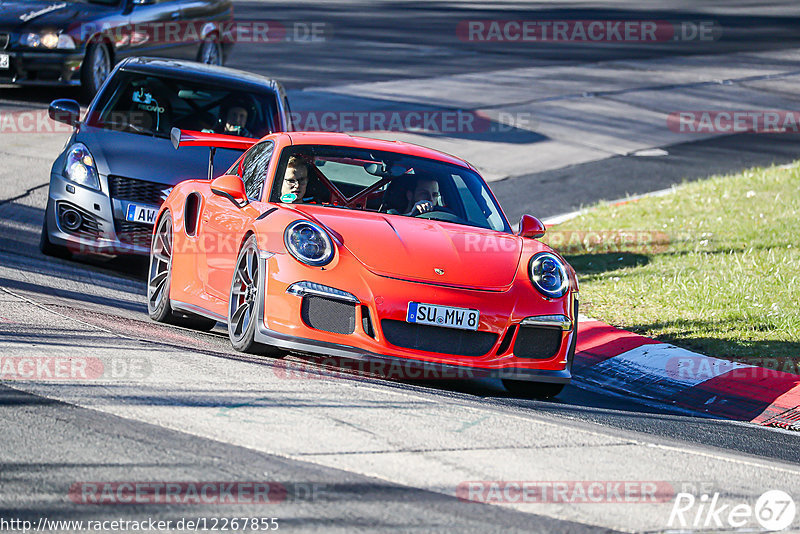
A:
170;128;259;179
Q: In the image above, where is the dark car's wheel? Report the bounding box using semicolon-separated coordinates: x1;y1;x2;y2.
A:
148;212;217;331
39;216;72;259
502;380;565;399
228;235;281;355
197;35;222;66
81;41;111;99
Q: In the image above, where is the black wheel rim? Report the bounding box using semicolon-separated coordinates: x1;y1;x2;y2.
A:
147;215;172;312
229;245;259;341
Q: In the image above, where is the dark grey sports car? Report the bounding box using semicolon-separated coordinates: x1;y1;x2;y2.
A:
40;56;291;258
0;0;233;96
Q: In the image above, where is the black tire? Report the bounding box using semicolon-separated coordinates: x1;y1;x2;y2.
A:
197;35;222;66
502;380;565;399
228;235;281;355
39;216;72;259
80;41;111;100
147;212;217;331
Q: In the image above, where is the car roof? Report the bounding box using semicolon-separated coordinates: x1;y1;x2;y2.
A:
278;132;473;169
118;57;281;93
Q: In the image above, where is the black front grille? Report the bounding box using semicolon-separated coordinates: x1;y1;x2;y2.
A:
301;296;356;334
0;34;8;50
381;319;497;357
108;175;168;206
56;201;102;238
514;326;563;359
114;220;154;248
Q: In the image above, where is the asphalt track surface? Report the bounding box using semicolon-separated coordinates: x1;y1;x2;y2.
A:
1;1;800;532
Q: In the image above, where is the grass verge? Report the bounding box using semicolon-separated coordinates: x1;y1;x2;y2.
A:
545;161;800;372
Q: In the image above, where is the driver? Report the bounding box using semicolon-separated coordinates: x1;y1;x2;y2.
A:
223;105;253;137
279;156;311;203
397;174;441;216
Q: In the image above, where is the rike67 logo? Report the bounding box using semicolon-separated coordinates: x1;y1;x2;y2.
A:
669;490;796;531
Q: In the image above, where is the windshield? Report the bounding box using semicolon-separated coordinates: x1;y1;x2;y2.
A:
268;145;512;233
87;70;279;139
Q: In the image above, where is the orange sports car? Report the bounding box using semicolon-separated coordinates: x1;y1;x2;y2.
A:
147;130;578;398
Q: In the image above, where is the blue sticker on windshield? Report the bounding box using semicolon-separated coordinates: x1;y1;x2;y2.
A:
281;193;297;203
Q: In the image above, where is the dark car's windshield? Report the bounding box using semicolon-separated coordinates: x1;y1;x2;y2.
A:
268;145;512;233
87;70;279;139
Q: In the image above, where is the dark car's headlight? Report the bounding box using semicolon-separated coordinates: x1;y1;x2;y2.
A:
63;143;100;190
21;32;76;49
529;252;569;299
284;220;334;267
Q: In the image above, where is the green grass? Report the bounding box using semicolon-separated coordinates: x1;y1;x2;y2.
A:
546;161;800;371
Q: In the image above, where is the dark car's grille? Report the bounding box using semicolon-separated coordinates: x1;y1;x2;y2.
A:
513;326;563;359
301;296;356;335
108;175;168;206
381;319;497;357
0;33;8;50
114;220;154;248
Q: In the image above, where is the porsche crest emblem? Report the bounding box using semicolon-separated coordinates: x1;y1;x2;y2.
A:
434;268;445;275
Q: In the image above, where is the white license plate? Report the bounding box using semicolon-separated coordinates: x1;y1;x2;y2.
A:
406;302;479;331
125;203;158;225
0;54;8;69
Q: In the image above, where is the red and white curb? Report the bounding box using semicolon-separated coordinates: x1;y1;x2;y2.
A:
542;202;800;429
572;317;800;428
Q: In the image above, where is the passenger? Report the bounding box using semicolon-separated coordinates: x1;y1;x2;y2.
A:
387;174;441;215
280;156;311;204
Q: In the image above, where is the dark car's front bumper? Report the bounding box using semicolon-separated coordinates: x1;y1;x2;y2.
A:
0;48;84;86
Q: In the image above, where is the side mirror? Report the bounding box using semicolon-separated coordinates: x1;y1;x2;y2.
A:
210;174;248;207
48;99;81;127
518;214;546;239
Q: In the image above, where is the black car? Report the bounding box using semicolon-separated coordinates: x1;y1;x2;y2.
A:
41;56;292;258
0;0;233;96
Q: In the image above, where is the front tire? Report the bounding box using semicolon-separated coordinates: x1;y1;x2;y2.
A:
39;216;72;259
502;380;565;399
228;235;281;355
147;212;216;331
81;41;112;99
197;35;223;66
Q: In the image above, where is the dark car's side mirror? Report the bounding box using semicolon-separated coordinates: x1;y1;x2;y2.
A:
211;175;248;207
518;214;546;239
49;99;81;127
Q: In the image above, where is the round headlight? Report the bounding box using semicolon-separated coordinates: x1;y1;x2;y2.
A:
40;32;59;49
284;220;334;267
529;252;569;299
63;143;100;190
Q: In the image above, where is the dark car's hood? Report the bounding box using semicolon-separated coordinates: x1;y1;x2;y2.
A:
78;127;242;186
0;0;114;32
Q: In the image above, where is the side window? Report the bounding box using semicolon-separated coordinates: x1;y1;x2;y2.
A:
241;141;274;201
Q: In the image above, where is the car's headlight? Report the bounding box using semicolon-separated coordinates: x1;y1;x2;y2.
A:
63;143;100;190
529;252;569;299
284;220;334;267
21;32;76;49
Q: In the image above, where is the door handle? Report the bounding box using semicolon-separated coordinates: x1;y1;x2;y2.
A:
170;11;181;19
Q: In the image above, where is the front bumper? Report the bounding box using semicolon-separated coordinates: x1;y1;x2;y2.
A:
251;252;576;384
45;172;155;256
0;49;84;86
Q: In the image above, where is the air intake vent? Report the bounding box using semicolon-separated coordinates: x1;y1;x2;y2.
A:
513;326;563;359
380;319;497;356
301;295;356;334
